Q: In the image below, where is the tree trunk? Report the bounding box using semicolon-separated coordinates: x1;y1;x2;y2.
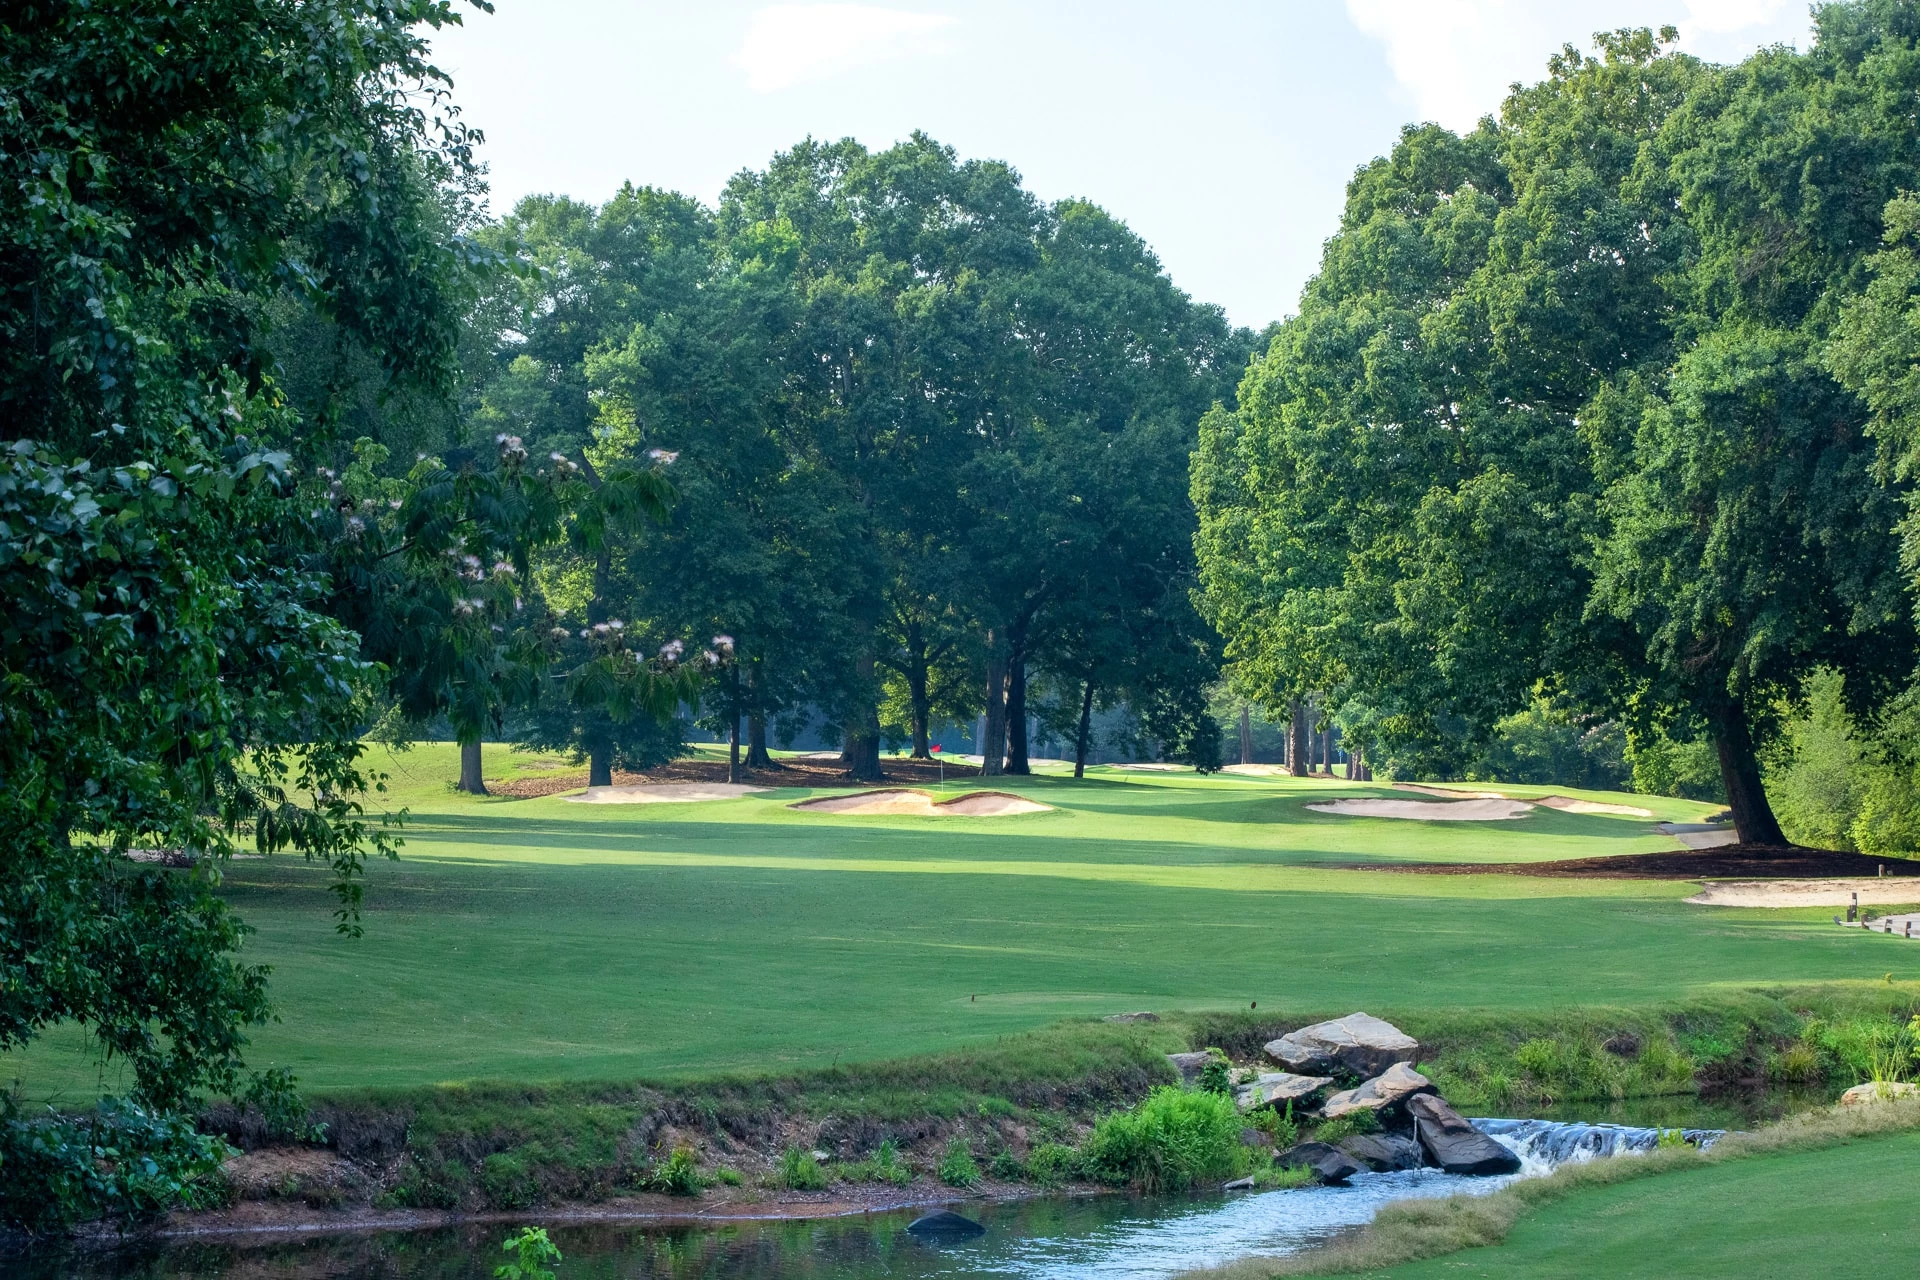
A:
1005;653;1030;775
980;636;1007;778
1289;700;1309;777
746;663;774;768
1075;677;1096;779
728;714;742;784
746;710;773;769
588;741;613;788
1709;697;1787;847
846;648;885;783
457;739;488;795
1238;705;1254;765
908;665;932;759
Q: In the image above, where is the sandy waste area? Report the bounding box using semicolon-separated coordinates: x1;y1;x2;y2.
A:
1686;879;1920;908
565;783;771;804
790;789;1053;816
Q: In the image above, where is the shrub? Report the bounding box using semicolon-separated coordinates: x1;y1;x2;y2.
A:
712;1166;744;1187
990;1148;1025;1180
0;1098;234;1234
1769;1041;1823;1084
1249;1101;1298;1149
495;1226;562;1280
1312;1108;1381;1144
1196;1048;1233;1097
642;1147;702;1196
841;1139;911;1186
778;1147;829;1191
938;1138;981;1188
1025;1142;1078;1187
1080;1086;1243;1193
1254;1160;1315;1190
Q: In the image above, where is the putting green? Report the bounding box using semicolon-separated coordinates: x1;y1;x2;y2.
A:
9;744;1915;1097
1382;1128;1920;1277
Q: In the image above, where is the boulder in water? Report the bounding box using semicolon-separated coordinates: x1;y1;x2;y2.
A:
1337;1132;1425;1172
1407;1094;1521;1175
1265;1013;1420;1078
1320;1062;1433;1119
1277;1140;1365;1185
1234;1071;1334;1112
907;1210;985;1239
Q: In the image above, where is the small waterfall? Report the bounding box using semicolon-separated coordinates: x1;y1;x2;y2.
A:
1473;1117;1725;1168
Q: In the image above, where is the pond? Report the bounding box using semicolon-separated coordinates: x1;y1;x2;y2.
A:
10;1116;1731;1280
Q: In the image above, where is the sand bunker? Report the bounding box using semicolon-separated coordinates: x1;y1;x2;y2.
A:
1391;783;1508;799
1222;764;1291;776
1307;797;1535;821
1687;878;1920;908
1535;795;1654;817
565;783;770;804
1117;762;1191;772
791;788;1053;817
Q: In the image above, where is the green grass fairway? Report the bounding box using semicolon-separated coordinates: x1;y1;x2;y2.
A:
1379;1128;1920;1277
11;744;1918;1097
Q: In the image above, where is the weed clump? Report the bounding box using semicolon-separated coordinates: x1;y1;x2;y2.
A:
938;1138;981;1188
1081;1086;1243;1193
641;1147;702;1196
777;1147;829;1191
840;1139;911;1186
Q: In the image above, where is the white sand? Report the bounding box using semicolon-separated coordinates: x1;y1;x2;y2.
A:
1221;764;1291;776
565;783;770;804
1658;822;1739;849
1391;783;1509;799
1306;797;1535;821
1535;795;1654;817
790;788;1053;816
1686;879;1920;908
1116;762;1191;772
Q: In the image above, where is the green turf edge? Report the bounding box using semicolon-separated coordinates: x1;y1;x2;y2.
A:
1184;1096;1920;1279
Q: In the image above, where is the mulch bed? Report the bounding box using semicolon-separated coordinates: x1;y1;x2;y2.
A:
1339;845;1920;881
486;754;984;799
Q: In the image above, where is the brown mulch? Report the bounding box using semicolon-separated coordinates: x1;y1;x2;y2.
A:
1337;845;1920;881
485;753;984;799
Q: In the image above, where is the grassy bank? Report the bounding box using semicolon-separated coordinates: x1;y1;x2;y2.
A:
1203;1097;1920;1278
17;745;1908;1099
196;992;1918;1216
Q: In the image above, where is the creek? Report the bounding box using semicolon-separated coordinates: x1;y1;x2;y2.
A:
9;1117;1727;1280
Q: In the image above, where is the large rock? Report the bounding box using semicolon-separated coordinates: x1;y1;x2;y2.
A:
1166;1051;1216;1088
1338;1133;1425;1172
1840;1081;1920;1106
1321;1062;1434;1119
1233;1071;1334;1112
907;1210;985;1239
1277;1141;1364;1185
1406;1094;1521;1176
1265;1013;1420;1078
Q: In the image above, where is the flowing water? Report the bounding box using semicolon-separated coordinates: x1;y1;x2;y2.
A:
9;1119;1722;1280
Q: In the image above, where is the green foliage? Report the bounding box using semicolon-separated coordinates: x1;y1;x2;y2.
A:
1080;1086;1244;1193
1764;669;1869;849
1310;1109;1381;1144
1255;1160;1317;1190
1469;704;1629;791
495;1227;562;1280
479;1152;537;1210
1626;733;1725;803
840;1139;911;1186
937;1137;982;1188
1249;1101;1300;1150
0;1098;233;1234
642;1146;703;1196
711;1166;743;1187
777;1147;829;1191
1024;1142;1080;1187
1196;1047;1233;1096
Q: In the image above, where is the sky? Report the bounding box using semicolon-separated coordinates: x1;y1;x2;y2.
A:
430;1;1815;329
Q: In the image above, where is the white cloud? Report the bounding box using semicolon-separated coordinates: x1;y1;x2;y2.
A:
1343;0;1807;134
734;4;957;94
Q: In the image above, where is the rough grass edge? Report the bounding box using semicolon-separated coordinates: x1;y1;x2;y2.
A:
1181;1096;1920;1279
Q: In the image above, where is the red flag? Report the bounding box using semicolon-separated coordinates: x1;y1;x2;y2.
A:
931;744;942;753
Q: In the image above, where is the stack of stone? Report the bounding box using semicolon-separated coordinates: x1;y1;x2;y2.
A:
1176;1012;1520;1185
